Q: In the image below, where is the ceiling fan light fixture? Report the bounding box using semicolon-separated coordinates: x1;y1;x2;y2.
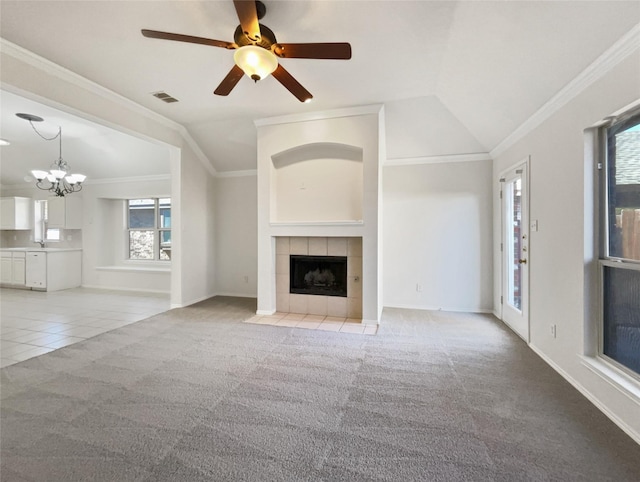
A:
233;45;278;82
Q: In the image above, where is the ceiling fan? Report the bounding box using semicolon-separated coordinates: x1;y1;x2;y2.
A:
141;0;352;103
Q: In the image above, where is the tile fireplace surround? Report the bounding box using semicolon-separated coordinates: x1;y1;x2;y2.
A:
275;237;363;319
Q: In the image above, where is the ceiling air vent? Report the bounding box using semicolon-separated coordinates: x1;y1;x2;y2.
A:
152;91;179;103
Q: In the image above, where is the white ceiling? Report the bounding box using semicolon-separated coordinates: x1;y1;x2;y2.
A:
0;1;638;179
0;90;171;186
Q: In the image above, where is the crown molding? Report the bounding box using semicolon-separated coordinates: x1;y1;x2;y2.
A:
491;24;640;159
384;153;491;167
216;170;257;178
85;174;171;185
0;38;216;177
254;104;384;127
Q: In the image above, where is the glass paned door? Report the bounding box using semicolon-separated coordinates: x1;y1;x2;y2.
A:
507;177;523;311
501;161;529;341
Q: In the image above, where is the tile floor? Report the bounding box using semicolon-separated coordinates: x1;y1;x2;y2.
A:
0;287;170;368
243;312;378;335
0;288;376;368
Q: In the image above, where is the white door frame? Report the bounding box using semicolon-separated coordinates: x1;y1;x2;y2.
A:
499;157;530;342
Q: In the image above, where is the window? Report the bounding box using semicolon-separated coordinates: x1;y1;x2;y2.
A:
599;107;640;377
127;198;171;261
34;200;61;242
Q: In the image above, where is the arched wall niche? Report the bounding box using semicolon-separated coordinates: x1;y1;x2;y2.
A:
270;142;364;223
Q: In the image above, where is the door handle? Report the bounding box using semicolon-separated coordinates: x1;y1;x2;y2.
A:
518;258;527;264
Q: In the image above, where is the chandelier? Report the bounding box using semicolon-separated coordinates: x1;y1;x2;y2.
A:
17;113;87;197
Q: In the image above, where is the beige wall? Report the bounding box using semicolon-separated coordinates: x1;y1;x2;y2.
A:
214;174;258;298
383;159;494;312
493;51;640;441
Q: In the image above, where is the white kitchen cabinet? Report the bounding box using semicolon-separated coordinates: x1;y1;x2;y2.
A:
0;254;12;283
47;197;82;229
1;251;27;286
26;249;81;291
12;253;26;285
0;197;33;230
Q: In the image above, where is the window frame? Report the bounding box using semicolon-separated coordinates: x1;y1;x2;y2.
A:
598;106;640;381
126;198;171;262
34;200;61;243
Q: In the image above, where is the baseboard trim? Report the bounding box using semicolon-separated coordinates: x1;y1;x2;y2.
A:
171;292;217;309
384;303;493;314
213;292;258;299
80;284;169;295
529;344;640;445
173;292;257;308
362;318;380;326
256;309;276;316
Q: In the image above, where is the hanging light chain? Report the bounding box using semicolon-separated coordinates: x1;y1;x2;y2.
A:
27;120;61;142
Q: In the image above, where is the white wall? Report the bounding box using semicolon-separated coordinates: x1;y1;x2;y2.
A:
274;158;363;223
214;174;258;297
80;177;172;293
383;159;493;312
1;44;217;307
176;144;217;306
493;51;640;441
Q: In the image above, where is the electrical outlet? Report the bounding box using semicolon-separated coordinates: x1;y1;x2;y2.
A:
416;283;422;292
551;324;557;338
243;275;249;283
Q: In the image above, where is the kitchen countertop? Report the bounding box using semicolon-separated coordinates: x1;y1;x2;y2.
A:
0;247;82;252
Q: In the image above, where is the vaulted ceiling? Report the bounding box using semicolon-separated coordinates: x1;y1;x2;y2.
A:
1;1;638;182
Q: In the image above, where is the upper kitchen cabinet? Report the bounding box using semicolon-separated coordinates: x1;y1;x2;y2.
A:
0;197;33;230
47;197;82;229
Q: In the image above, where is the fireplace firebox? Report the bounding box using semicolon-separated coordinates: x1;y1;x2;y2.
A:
290;255;347;297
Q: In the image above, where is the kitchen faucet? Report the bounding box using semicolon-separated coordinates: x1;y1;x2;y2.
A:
37;240;45;248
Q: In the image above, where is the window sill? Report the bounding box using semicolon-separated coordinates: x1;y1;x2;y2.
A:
96;265;171;274
580;356;640;405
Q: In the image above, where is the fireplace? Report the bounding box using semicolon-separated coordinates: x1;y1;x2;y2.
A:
290;255;347;297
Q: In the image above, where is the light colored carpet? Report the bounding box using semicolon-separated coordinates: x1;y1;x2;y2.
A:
1;296;639;481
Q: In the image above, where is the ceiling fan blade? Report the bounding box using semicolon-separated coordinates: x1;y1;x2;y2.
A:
272;43;352;60
271;64;313;103
141;29;234;49
214;65;245;96
233;0;261;42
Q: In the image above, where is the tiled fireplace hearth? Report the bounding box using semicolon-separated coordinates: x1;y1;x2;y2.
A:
276;237;362;319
